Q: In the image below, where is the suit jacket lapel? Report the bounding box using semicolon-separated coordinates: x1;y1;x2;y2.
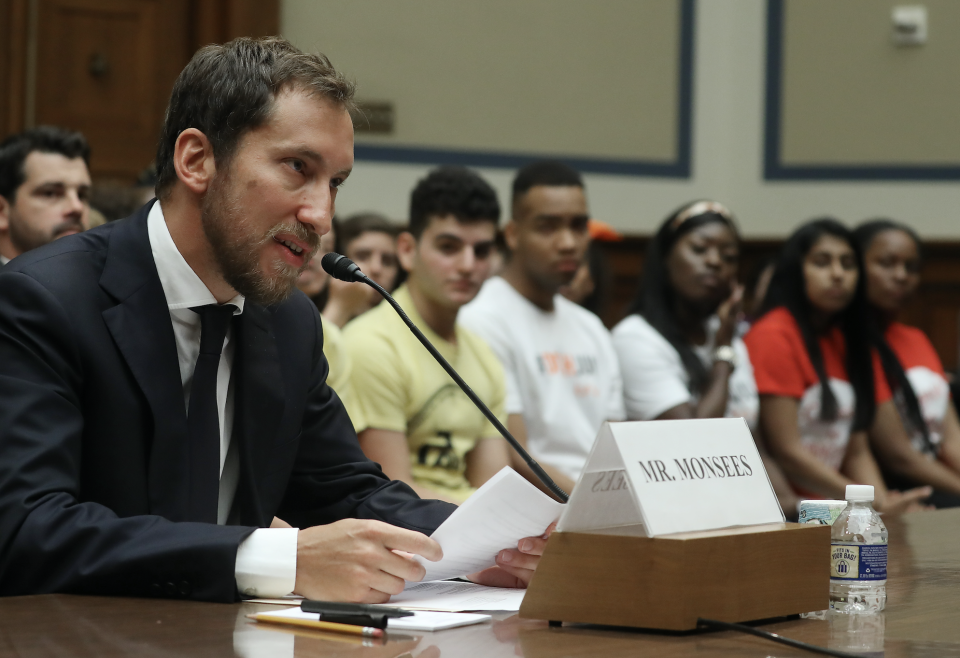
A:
99;204;192;521
232;303;287;526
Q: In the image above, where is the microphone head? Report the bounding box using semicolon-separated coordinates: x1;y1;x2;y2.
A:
321;252;365;283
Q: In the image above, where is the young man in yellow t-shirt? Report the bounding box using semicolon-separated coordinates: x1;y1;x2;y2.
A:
344;166;511;504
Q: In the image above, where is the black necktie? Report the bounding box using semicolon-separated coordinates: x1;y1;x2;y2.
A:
187;304;236;523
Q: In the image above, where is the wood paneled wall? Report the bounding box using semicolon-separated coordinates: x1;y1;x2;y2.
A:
0;0;280;181
0;0;30;136
597;237;960;373
34;0;192;180
192;0;279;50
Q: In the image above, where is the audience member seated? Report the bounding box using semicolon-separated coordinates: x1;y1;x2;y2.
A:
557;245;596;308
296;220;336;307
323;212;400;328
745;257;776;322
744;219;930;514
611;201;799;517
295;221;364;429
90;183;149;223
559;219;619;317
87;206;107;229
89;165;158;225
854;220;960;507
460;161;625;498
0;126;91;265
345;166;510;504
612;201;753;424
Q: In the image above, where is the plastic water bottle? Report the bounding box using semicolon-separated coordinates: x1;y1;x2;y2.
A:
829;485;887;614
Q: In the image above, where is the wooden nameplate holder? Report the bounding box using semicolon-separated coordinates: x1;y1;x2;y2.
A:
520;521;830;631
528;419;832;630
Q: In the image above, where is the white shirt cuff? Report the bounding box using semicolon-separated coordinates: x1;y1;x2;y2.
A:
235;528;298;598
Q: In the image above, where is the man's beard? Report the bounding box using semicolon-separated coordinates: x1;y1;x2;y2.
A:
201;173;319;307
8;210;83;254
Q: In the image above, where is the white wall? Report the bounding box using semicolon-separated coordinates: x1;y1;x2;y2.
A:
282;0;960;238
281;0;681;161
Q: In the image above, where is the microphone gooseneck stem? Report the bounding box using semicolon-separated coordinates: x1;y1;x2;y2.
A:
361;276;569;504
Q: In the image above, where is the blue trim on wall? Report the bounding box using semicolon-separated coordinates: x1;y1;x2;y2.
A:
765;0;960;181
355;0;696;179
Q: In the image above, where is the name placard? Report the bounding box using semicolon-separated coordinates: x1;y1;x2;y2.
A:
559;418;784;536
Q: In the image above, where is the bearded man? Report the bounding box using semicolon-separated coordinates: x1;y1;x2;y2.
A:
0;126;91;264
0;37;548;603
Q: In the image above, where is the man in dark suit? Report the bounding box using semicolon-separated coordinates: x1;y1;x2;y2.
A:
0;37;547;603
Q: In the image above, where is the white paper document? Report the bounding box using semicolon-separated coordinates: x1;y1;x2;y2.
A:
389;580;525;612
253;606;490;632
417;467;564;582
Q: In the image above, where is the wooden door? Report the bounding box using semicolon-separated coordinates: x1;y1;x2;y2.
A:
0;0;29;135
2;0;279;182
32;0;190;181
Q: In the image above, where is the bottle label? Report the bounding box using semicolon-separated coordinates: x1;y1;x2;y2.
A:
830;543;887;580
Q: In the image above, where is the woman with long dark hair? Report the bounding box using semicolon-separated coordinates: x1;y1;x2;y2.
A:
613;201;800;516
855;220;960;507
613;201;752;424
744;219;930;512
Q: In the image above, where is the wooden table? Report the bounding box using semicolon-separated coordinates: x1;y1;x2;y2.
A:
1;509;959;657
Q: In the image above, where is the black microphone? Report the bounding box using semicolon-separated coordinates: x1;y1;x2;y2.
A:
321;252;569;503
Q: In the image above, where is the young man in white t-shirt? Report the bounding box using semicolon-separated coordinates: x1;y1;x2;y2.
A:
459;161;625;497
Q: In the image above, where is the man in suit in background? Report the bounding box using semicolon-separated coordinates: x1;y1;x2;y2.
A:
0;126;91;265
0;37;547;603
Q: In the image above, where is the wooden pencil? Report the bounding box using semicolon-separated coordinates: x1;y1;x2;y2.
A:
248;613;385;638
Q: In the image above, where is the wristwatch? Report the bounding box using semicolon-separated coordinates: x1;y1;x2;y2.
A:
713;345;737;368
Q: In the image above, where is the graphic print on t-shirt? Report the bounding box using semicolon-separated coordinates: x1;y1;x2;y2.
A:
883;322;950;458
797;379;856;471
408;384;465;473
901;366;949;456
345;285;508;503
416;431;460;472
537;352;600;398
744;307;892;491
459;276;626;481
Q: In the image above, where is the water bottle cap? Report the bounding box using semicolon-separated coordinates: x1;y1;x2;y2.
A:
845;484;874;502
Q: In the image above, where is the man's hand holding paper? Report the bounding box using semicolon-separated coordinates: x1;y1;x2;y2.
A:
414;468;565;585
292;468;561;603
468;521;557;588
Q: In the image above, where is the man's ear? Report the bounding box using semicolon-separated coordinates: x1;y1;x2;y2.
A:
396;231;417;273
0;194;11;233
173;128;217;195
503;220;520;252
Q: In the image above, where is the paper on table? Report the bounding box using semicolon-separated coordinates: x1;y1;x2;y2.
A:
389;580;525;612
245;595;303;606
416;467;563;582
252;606;491;632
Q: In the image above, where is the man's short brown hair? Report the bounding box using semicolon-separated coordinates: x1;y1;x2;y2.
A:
155;36;355;199
0;126;90;202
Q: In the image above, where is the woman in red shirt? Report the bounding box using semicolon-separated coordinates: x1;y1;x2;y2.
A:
744;219;930;513
855;220;960;507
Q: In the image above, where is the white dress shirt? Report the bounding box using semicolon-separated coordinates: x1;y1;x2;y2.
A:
0;255;9;265
147;202;297;597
